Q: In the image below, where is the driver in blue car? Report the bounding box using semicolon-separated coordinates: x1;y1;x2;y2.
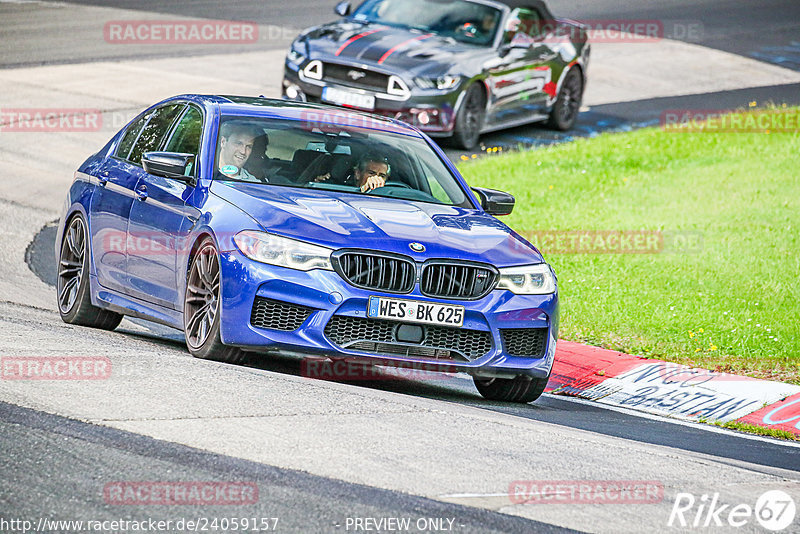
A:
354;153;390;192
314;153;390;192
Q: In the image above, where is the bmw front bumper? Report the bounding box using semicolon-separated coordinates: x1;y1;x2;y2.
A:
218;250;558;379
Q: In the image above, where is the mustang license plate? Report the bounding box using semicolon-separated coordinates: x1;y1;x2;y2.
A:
322;86;376;110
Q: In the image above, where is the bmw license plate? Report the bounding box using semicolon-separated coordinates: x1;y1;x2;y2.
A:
322;86;375;111
367;296;464;327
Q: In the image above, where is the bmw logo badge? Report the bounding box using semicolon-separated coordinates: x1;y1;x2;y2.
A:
409;242;425;252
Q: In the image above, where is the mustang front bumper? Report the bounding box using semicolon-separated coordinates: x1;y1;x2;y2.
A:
283;63;462;135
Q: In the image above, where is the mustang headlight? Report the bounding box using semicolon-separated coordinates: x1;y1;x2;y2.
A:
287;48;305;65
233;230;333;271
415;75;461;90
496;264;556;295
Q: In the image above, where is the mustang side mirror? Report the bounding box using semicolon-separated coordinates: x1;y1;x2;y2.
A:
499;40;532;56
471;187;515;216
334;1;351;17
142;152;195;184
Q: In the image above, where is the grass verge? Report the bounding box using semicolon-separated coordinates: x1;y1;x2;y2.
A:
458;108;800;384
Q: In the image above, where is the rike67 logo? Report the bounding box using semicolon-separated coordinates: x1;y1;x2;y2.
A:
669;490;796;531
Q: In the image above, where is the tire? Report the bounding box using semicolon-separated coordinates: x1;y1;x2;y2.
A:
473;374;548;403
451;83;486;150
547;67;583;131
57;214;123;330
184;237;246;364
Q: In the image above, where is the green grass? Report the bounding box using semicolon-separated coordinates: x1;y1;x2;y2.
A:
713;421;798;441
458;108;800;383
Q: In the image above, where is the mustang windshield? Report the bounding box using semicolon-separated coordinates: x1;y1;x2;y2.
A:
352;0;502;46
214;115;472;208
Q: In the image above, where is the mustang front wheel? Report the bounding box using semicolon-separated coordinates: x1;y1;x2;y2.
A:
548;68;583;131
57;214;123;329
184;238;246;364
451;84;486;150
473;374;548;403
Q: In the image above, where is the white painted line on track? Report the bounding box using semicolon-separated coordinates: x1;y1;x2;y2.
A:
546;393;800;448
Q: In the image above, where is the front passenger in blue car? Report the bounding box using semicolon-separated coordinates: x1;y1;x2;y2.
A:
217;122;261;182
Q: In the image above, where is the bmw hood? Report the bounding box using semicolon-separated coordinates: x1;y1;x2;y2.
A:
213;183;544;267
298;21;486;76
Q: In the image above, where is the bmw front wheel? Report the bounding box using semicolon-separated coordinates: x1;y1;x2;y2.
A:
184;237;246;364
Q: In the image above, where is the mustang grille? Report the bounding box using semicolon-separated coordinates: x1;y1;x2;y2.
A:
323;63;390;92
501;328;549;357
333;252;416;293
324;315;492;361
250;297;313;331
420;262;498;299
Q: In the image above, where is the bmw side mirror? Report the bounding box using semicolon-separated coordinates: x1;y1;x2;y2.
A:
471;187;515;216
142;152;195;184
334;1;351;17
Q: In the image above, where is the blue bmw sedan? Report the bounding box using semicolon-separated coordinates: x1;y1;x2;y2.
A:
56;95;558;402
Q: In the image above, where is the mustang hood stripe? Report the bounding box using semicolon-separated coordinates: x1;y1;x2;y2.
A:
335;28;384;56
377;34;433;64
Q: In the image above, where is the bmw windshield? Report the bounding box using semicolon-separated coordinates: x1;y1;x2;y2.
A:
351;0;502;46
214;114;473;208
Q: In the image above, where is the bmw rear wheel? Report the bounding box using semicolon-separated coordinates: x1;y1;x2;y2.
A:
548;68;583;131
473;374;548;403
57;214;123;329
184;237;246;364
451;83;486;150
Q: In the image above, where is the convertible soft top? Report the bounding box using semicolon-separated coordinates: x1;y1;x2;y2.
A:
494;0;555;21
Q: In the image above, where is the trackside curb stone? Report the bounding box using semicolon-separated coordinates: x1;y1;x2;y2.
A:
547;340;800;437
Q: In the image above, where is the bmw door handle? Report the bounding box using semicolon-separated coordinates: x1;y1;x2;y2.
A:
135;184;148;201
98;171;109;186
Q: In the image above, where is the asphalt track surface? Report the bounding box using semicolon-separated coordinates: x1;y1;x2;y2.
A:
2;401;573;534
4;0;800;152
15;0;800;64
4;1;800;533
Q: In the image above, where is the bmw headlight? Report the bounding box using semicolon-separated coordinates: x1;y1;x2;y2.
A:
496;264;556;295
233;230;333;271
414;75;461;90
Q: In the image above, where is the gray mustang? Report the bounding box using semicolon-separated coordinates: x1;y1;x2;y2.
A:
282;0;589;148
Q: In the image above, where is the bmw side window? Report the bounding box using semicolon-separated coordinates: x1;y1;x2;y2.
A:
114;114;148;160
163;106;203;177
127;104;184;166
